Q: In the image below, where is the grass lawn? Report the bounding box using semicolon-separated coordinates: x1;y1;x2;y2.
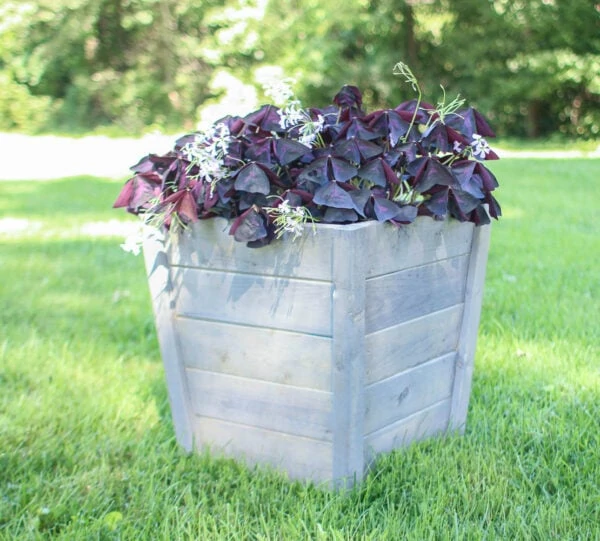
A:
1;159;599;539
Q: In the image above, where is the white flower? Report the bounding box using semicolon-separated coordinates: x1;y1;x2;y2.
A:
453;140;464;153
298;114;325;147
120;233;143;256
182;123;232;191
470;133;491;159
278;100;306;130
266;200;312;240
263;78;296;105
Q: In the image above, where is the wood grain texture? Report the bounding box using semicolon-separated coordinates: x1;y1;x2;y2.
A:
364;399;451;461
449;222;492;433
192;415;333;484
175;317;332;391
186;369;333;441
171;267;333;336
170;218;374;281
365;304;463;385
364;218;474;278
142;232;194;451
142;215;489;485
365;254;469;334
330;227;368;487
364;352;456;435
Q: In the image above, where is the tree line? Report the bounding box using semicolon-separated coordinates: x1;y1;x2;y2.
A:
1;0;598;138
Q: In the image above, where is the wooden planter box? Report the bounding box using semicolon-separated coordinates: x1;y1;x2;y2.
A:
143;216;491;487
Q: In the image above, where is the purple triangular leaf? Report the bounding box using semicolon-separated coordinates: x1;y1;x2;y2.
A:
470;204;491;226
113;179;135;209
230;207;268;242
424;188;449;218
329;156;358;182
274;138;311;165
243;104;282;132
373;197;401;222
234;163;271;194
485;192;502;219
413;157;456;192
348;188;371;217
244;137;272;164
421;123;453;153
333;85;363;109
337;118;380;141
452;161;484;198
313;182;355;209
323;207;359;223
475;163;499;191
296;157;329;186
392;205;418;224
446;107;496;138
333;137;382;164
449;188;482;218
358;158;397;187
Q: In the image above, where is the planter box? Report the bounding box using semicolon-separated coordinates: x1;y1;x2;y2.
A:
143;216;491;487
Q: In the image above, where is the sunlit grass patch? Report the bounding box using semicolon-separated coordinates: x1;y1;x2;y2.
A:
0;161;599;539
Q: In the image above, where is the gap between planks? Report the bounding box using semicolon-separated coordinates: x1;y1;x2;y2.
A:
364;351;458;391
363;397;452;439
192;412;336;445
185;366;335;396
169;262;335;284
174;314;334;339
366;252;472;280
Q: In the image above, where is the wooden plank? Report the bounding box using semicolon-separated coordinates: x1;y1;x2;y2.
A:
364;218;474;278
330;226;368;487
192;415;333;484
175;317;332;391
364;399;451;461
364;352;456;435
186;369;333;441
172;267;333;336
142;231;194;451
449;223;492;433
365;304;463;385
168;217;473;281
168;217;354;281
365;255;469;334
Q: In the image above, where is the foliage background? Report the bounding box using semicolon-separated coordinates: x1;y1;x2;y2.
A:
0;0;599;138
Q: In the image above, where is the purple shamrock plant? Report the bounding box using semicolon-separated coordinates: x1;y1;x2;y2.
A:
114;63;501;250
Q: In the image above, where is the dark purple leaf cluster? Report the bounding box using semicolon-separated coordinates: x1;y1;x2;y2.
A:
114;85;501;247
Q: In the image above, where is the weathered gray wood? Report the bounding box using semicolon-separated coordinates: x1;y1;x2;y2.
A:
364;352;456;435
365;218;474;278
365;304;463;385
143;215;490;486
175;317;332;391
365;254;469;333
142;231;194;451
186;369;333;441
172;267;333;336
170;218;376;281
449;223;492;433
192;416;333;483
330;227;368;487
364;399;451;461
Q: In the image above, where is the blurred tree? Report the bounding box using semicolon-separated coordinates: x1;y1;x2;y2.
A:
242;0;445;110
0;0;598;137
429;0;600;137
0;0;230;132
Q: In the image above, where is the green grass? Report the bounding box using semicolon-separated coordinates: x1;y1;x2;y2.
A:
1;160;599;539
494;137;599;152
